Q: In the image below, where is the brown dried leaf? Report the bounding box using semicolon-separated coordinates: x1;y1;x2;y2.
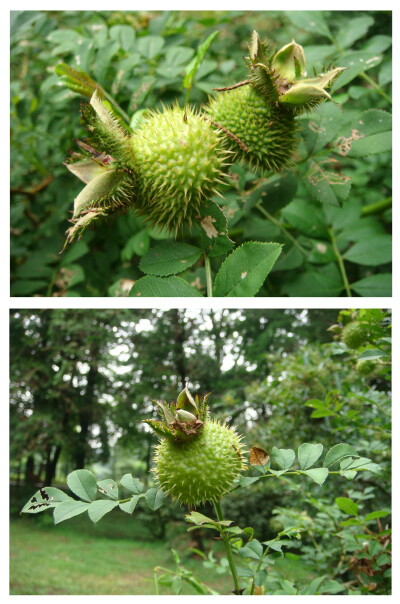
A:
250;446;269;466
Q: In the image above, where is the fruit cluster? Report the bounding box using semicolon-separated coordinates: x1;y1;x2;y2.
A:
60;30;344;246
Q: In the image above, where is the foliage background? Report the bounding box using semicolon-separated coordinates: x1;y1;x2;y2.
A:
10;308;391;594
10;10;392;297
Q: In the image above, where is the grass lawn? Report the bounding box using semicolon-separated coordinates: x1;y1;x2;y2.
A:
10;512;234;595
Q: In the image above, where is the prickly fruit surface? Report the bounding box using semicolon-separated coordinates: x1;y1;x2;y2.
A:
341;321;368;349
130;105;228;233
356;359;375;376
207;85;297;172
154;419;245;505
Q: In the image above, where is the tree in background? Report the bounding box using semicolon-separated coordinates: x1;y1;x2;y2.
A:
10;308;338;485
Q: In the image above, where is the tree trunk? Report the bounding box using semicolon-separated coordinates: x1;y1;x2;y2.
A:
44;444;62;486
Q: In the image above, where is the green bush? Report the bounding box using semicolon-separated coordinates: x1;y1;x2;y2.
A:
11;10;391;296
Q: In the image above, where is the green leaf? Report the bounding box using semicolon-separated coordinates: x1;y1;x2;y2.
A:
282;263;343;297
11;279;48;296
53;500;90;524
340;457;381;474
302;575;326;595
304;158;351;207
145;488;165;511
109;24;135;52
286;11;331;38
238;538;263;560
340;518;363;527
186;511;215;525
281;199;327;238
139;241;202;276
213;242;282;297
297;443;324;470
119;495;142;515
60;240;89;267
301;468;329;485
67;469;98;502
358;349;387;361
336;15;374;49
48;29;82;54
335;497;359;516
172;575;183;595
120;474;144;494
93;40;120;82
121;230;150;261
343;234;391;266
300;103;343;156
245;173;298;213
332;51;382;90
323;443;359;468
364;510;391;521
239;476;260;488
21;487;72;514
129;275;203;297
88;500;118;523
263;539;293;553
198;199;234;258
165;46;195;66
97;479;119;500
136;35;165;59
351;274;392;297
183;31;218;90
335;109;392;158
271;447;295;470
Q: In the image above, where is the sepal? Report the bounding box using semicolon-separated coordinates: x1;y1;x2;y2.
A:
271;40;306;82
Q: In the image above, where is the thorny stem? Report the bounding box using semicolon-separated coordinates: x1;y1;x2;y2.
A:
328;227;352;297
204;252;213;297
213;500;241;594
255;202;308;255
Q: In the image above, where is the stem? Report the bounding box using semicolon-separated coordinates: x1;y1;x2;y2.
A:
213;500;241;594
204;252;213;297
255;202;308;255
359;72;392;105
328;227;352;297
361;196;392;217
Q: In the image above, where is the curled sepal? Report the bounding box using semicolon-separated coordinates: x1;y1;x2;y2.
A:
279;67;345;114
62;210;106;250
176;383;198;414
66;159;111;185
142;419;174;440
55;63;97;99
249;63;279;107
85;90;133;164
144;385;211;443
271;40;306;83
248;30;272;66
155;400;175;425
72;168;134;218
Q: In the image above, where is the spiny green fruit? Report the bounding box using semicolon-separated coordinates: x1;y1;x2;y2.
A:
207;86;297;172
206;31;344;173
356;359;375;376
154;419;245;505
341;321;368;349
144;385;246;506
130;105;230;233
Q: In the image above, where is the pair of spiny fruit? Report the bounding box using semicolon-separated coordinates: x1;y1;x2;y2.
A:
61;31;344;247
